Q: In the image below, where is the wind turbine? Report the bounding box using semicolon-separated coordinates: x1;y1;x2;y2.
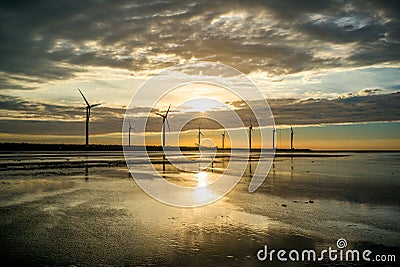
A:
78;89;101;148
290;126;294;150
155;105;171;148
249;119;253;152
128;120;135;147
197;126;204;147
221;131;225;149
272;127;276;150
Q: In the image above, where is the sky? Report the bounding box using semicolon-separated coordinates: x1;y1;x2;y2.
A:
0;0;399;149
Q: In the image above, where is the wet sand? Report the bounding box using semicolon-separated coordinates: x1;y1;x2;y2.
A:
0;151;399;266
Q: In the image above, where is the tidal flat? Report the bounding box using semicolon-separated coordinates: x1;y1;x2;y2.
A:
0;151;399;266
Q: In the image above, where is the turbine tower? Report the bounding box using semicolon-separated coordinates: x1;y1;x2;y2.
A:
290;126;294;150
128;120;135;147
272;127;276;150
155;105;171;148
197;126;204;147
249;120;253;152
221;131;225;149
78;89;101;148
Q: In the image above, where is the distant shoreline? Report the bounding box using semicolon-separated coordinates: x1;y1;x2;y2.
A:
0;142;399;153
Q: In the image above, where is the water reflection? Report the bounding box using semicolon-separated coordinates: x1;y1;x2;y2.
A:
291;156;294;180
85;163;88;181
197;171;208;187
272;163;276;176
162;154;166;173
2;151;399;266
84;155;88;181
249;154;252;174
193;171;215;203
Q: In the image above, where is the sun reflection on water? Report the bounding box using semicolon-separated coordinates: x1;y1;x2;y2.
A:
193;171;216;204
196;171;208;187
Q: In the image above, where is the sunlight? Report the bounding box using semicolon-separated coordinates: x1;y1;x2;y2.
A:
192;171;215;204
196;171;208;187
182;98;227;113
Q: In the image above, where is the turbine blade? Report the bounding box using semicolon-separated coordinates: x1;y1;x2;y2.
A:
128;120;132;129
78;89;90;106
166;118;170;132
155;112;164;117
165;104;171;117
129;120;135;131
90;103;101;108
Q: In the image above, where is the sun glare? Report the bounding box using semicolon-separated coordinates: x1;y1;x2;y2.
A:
192;171;216;204
183;98;226;113
196;171;209;187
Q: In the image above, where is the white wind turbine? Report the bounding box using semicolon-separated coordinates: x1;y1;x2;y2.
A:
249;119;253;151
128;119;135;147
272;127;276;150
78;89;101;148
197;125;204;147
221;130;225;149
155;105;171;148
290;125;294;150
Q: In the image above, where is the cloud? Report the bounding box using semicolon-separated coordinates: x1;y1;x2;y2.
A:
0;93;126;124
227;91;400;126
271;92;400;125
0;0;399;90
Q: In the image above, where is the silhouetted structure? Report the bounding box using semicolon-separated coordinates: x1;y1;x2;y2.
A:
249;120;253;151
78;89;101;148
128;120;134;146
221;131;225;149
197;126;204;147
155;105;171;148
272;127;276;150
290;126;294;150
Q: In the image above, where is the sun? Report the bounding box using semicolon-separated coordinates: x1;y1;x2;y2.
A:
183;98;226;113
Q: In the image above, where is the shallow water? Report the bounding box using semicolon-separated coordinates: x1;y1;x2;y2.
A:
0;151;399;266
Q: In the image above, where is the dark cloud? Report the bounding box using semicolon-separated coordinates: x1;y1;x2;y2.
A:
227;92;400;126
0;0;399;90
269;92;400;125
0;94;126;122
348;42;400;65
299;20;386;44
364;0;400;20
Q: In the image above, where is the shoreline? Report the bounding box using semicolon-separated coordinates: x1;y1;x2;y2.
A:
1;142;399;153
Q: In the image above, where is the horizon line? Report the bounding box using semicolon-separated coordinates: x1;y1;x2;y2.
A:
1;142;400;153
